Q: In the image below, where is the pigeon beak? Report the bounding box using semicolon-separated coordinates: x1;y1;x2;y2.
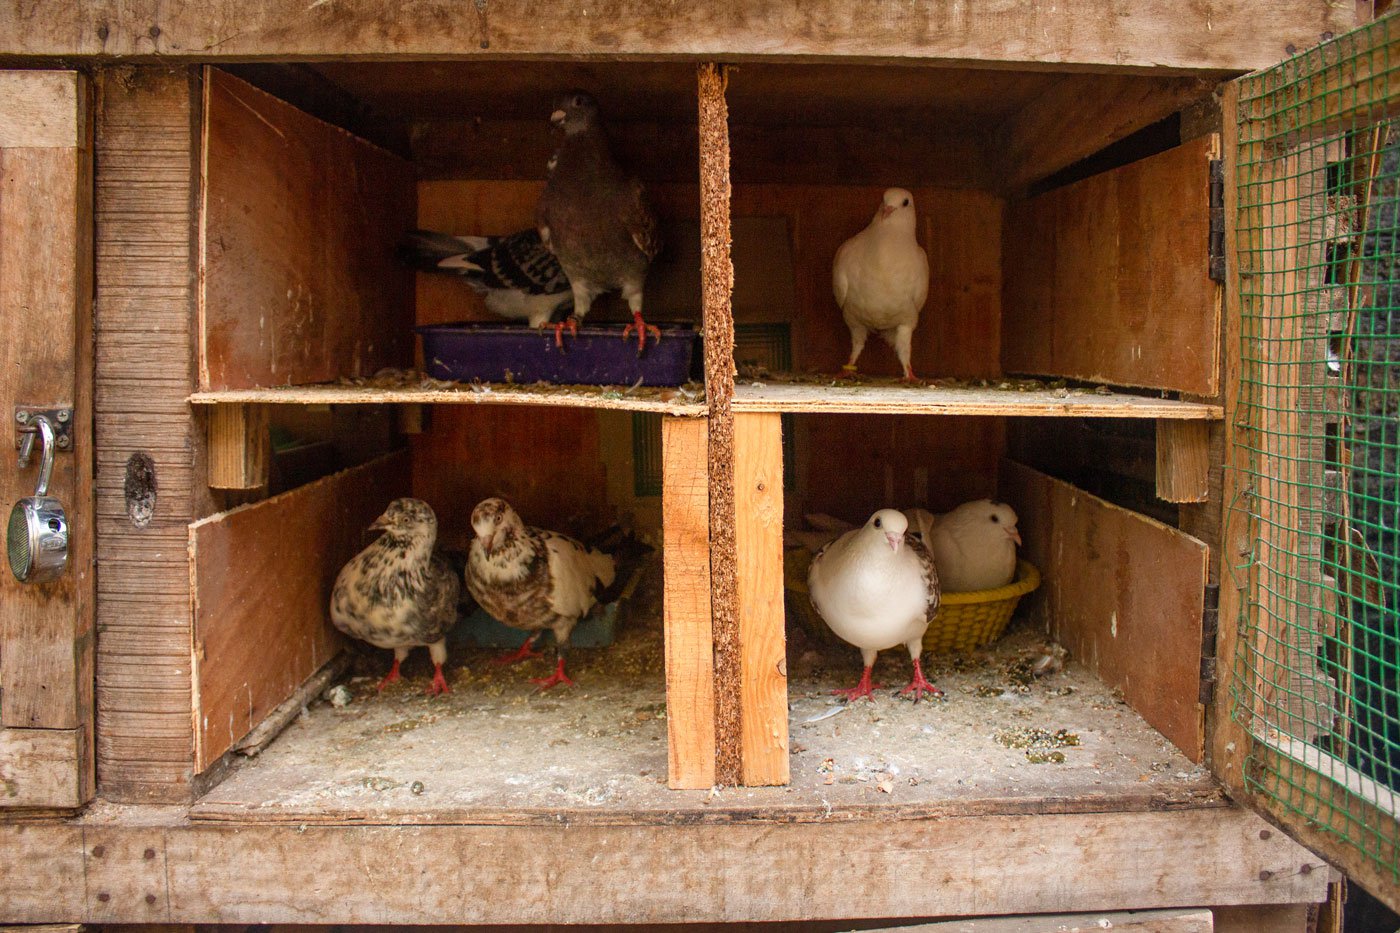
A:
550;109;567;127
1008;527;1023;546
369;514;391;531
879;204;896;219
885;532;902;552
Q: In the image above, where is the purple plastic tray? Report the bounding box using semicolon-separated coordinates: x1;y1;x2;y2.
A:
417;321;697;387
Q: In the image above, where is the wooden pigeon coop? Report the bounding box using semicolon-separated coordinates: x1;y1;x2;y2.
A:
0;2;1397;928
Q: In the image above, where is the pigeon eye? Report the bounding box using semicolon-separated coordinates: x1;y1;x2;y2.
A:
902;198;910;207
873;517;882;529
991;515;1000;523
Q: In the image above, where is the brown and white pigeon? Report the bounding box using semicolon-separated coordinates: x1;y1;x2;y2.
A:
929;499;1021;593
329;498;460;696
808;509;942;702
398;228;573;333
465;497;616;691
832;188;930;380
535;90;663;353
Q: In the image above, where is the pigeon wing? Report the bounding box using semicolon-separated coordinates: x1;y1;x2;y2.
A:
908;532;941;617
489;229;570;296
625;179;663;261
541;530;612;619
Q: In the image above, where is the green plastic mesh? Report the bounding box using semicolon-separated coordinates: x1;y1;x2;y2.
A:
1233;14;1400;884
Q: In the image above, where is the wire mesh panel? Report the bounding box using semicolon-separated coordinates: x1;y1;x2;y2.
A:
1233;14;1400;894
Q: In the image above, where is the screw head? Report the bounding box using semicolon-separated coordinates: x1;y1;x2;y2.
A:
57;435;71;450
56;409;70;423
15;411;29;424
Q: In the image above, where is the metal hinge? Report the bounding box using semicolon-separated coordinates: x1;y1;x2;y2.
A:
1209;159;1226;283
1199;581;1221;704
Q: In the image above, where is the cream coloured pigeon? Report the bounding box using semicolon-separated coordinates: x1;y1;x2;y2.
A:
465;497;616;691
808;509;942;702
832;188;929;380
535;90;663;353
330;498;460;696
399;229;572;332
929;499;1021;593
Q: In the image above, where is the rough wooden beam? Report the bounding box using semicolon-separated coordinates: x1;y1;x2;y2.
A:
0;2;1354;71
698;63;741;787
0;729;83;809
205;404;269;491
661;416;716;789
0;807;1330;924
1157;419;1212;503
733;411;788;786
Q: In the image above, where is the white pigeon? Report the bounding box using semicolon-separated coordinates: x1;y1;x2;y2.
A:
902;507;937;548
329;498;460;696
832;187;930;381
929;499;1022;593
807;509;942;702
465;497;616;691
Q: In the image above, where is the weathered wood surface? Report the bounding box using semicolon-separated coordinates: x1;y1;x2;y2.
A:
866;910;1215;932
0;728;83;808
661;416;716;789
1002;461;1209;762
189;452;410;770
0;806;1330;923
204;403;269;490
733;412;788;786
0;69;94;808
1157;419;1212;503
93;67;207;802
199;68;415;390
733;384;1223;418
1003;136;1222;395
0;2;1353;70
189;384;706;416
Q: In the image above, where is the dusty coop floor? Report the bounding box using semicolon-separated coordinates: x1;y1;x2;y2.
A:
192;560;1219;824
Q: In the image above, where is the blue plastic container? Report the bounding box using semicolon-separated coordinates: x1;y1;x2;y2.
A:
417;321;698;387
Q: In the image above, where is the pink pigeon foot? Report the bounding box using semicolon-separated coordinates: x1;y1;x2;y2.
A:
493;637;543;666
376;657;403;692
531;657;576;691
832;666;884;702
622;311;661;353
899;659;944;702
427;662;451;696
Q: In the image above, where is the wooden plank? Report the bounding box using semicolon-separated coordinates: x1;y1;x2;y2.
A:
204;404;269;490
1001;461;1208;762
1257;23;1400;145
0;807;1329;924
199;68;415;390
661;416;716;790
0;68;95;810
0;729;82;808
1213;904;1311;932
698;63;742;787
94;66;207;803
998;73;1217;191
866;910;1215;932
733;384;1223;418
0;72;83;148
0;2;1354;70
188;451;411;770
188;383;706;416
733;412;788;786
1157;419;1212;503
1003;136;1221;395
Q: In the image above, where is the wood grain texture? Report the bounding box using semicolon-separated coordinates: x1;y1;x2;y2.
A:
204;403;269;490
0;806;1329;924
661;416;716;789
1157;419;1212;503
1003;136;1222;395
0;71;84;148
199;68;415;390
733;412;788;786
0;728;83;808
0;69;94;809
1213;904;1311;933
190;384;705;416
0;2;1354;70
866;910;1215;932
93;66;206;802
189;451;410;770
698;64;742;787
1002;460;1209;762
734;384;1223;418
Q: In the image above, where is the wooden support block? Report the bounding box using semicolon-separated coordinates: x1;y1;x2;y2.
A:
396;403;427;435
661;416;716;790
733;411;788;786
1157;419;1211;503
206;403;269;490
0;728;83;808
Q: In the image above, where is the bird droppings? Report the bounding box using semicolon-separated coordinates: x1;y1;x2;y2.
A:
190;583;1220;822
324;685;352;708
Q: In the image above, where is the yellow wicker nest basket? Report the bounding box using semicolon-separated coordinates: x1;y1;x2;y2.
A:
785;549;1041;655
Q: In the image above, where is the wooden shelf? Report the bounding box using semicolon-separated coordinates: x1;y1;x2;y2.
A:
731;383;1224;418
188;383;707;416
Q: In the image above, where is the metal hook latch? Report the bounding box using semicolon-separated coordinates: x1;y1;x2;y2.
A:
15;407;73;471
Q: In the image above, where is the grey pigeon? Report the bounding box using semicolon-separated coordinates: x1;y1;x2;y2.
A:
808;509;942;702
329;498;460;696
536;90;663;352
399;229;573;336
465;497;616;691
